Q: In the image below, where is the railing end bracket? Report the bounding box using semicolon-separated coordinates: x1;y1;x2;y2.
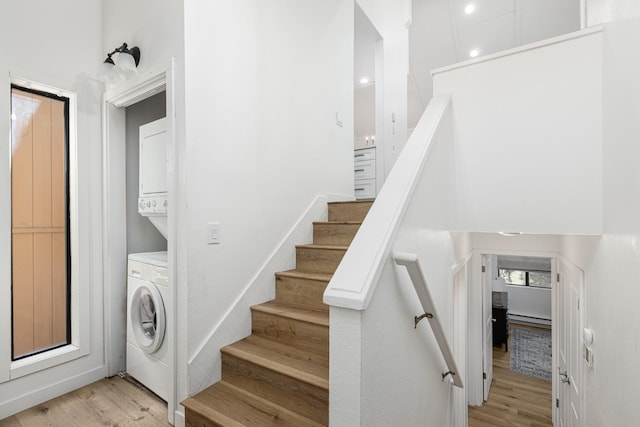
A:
414;312;433;328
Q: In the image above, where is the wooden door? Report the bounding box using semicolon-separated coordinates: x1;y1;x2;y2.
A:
11;87;68;359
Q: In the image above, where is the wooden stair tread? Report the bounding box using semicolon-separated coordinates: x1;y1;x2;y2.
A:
276;270;333;282
295;244;348;251
184;381;325;427
222;336;328;389
311;221;362;225
251;301;329;327
327;199;374;205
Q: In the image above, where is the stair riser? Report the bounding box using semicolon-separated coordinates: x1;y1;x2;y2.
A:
296;247;346;273
275;275;329;312
222;354;328;425
313;223;360;246
328;201;373;222
251;310;328;356
185;408;228;427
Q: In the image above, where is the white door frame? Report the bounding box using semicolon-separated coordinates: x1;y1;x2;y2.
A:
555;256;586;426
102;63;178;424
451;252;471;427
481;254;493;401
469;249;558;408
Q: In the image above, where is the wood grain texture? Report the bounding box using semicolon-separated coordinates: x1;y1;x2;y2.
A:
469;325;552;427
184;381;324;427
222;354;328;424
275;270;331;312
251;303;329;356
327;199;373;222
0;376;171;427
295;245;347;273
12;234;34;358
312;222;361;246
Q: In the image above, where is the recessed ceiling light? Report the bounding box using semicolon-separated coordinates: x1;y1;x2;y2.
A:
464;4;475;14
498;232;524;236
359;77;370;85
469;49;479;58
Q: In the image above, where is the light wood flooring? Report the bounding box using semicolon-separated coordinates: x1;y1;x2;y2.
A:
0;375;171;427
468;324;553;427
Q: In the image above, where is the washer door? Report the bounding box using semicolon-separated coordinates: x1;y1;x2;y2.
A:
130;283;166;354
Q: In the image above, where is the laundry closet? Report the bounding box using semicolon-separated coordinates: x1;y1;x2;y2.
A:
123;92;170;401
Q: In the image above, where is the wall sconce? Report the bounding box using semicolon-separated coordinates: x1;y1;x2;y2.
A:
104;43;141;78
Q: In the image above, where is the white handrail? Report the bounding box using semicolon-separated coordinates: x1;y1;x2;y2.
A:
394;252;464;389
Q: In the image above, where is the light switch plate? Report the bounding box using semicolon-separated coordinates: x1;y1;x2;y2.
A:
208;223;221;245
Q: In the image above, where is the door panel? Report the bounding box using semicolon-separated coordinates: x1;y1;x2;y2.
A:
483;255;493;400
557;260;582;426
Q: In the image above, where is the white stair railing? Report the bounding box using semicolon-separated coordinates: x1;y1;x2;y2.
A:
394;252;464;389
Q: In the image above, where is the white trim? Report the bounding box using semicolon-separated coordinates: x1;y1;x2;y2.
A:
0;66;11;383
102;63;178;425
431;26;603;77
104;72;167;108
5;77;89;379
451;250;472;275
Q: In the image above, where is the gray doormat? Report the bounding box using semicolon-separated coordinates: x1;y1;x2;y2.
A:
510;326;552;380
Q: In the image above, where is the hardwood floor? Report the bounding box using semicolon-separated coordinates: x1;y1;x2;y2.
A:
468;324;553;427
0;375;171;427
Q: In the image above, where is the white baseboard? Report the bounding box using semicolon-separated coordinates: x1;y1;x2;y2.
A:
0;365;106;420
174;407;185;427
509;314;552;328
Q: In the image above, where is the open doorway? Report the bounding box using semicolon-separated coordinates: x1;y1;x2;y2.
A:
354;3;384;199
469;251;555;426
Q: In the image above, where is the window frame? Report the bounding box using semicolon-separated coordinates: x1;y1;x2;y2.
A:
7;77;87;380
499;267;552;288
10;84;71;361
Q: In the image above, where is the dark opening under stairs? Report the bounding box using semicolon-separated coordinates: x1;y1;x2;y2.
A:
182;199;374;426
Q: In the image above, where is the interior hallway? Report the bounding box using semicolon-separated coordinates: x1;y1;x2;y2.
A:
468;324;552;427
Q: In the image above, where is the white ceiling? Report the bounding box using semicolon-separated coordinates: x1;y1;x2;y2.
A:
407;0;582;128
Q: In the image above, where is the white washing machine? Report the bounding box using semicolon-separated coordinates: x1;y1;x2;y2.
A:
127;251;169;401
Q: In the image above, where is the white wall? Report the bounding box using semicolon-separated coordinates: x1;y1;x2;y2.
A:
505;285;552;324
433;29;603;235
358;109;462;426
103;0;184;80
182;0;354;395
0;0;105;418
586;0;640;26
558;17;640;427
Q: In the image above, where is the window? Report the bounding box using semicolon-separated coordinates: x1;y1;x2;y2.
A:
11;85;70;360
499;268;552;288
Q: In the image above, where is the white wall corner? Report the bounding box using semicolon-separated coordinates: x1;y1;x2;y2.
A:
329;306;362;426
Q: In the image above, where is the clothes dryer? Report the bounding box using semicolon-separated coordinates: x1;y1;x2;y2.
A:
126;251;169;400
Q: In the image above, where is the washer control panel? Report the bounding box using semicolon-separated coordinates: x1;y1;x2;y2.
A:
138;195;168;215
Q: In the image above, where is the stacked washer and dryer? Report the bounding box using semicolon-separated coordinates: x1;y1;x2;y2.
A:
126;117;170;401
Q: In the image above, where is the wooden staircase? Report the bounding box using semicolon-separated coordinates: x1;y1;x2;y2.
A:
182;200;373;427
